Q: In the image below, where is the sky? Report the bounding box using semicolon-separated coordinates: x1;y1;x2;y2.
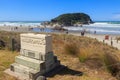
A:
0;0;120;21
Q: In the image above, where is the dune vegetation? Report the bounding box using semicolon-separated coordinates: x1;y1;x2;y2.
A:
0;31;120;80
51;34;120;80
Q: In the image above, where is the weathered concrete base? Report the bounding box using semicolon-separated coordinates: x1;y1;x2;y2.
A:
4;58;60;80
4;59;60;80
4;64;65;80
4;69;30;80
4;69;46;80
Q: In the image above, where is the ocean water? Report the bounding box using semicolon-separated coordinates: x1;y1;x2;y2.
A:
0;21;54;32
0;21;41;27
64;21;120;35
0;21;120;34
32;27;54;32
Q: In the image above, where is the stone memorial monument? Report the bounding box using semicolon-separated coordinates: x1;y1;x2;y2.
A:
5;33;60;80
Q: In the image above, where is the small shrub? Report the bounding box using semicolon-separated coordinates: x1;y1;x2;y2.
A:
79;49;88;62
79;48;96;63
0;40;5;49
103;53;120;76
79;56;86;63
64;43;79;56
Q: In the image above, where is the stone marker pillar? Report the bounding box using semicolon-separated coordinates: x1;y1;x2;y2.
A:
5;33;60;80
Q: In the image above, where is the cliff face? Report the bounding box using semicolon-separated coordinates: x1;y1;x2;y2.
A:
51;13;93;26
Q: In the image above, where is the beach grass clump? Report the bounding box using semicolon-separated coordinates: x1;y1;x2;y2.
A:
102;52;120;75
78;48;95;63
64;43;79;56
0;40;5;50
0;50;18;80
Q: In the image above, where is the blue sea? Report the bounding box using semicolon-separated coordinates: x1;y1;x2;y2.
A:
0;21;120;34
0;21;54;32
0;21;42;27
64;21;120;35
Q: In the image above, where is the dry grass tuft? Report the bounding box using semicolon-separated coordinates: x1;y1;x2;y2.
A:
0;50;18;80
64;43;79;56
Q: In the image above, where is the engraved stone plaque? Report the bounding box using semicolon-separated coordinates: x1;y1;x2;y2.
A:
28;52;35;58
21;33;52;54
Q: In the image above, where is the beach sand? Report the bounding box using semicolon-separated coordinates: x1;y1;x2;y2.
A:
68;32;120;50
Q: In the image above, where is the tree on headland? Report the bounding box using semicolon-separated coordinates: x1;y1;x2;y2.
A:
51;13;93;26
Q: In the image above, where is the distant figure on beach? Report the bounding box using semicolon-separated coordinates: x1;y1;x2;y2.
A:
15;27;18;29
20;25;22;27
66;31;68;34
81;31;85;36
94;31;96;34
103;40;105;43
40;28;44;31
111;40;113;46
117;39;119;43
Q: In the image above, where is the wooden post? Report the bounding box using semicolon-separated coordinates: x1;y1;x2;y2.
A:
10;38;15;51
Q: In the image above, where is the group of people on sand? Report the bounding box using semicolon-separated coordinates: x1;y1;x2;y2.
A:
65;29;86;36
81;30;97;36
81;31;85;36
81;29;87;36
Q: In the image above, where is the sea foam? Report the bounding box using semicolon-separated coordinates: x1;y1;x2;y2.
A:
64;22;120;34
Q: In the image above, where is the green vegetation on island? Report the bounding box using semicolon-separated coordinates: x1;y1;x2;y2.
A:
51;13;93;26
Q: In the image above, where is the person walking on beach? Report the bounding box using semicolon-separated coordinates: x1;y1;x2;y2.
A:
111;40;113;46
66;30;68;34
81;31;85;36
111;37;113;46
94;31;96;34
103;40;105;43
117;39;119;43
